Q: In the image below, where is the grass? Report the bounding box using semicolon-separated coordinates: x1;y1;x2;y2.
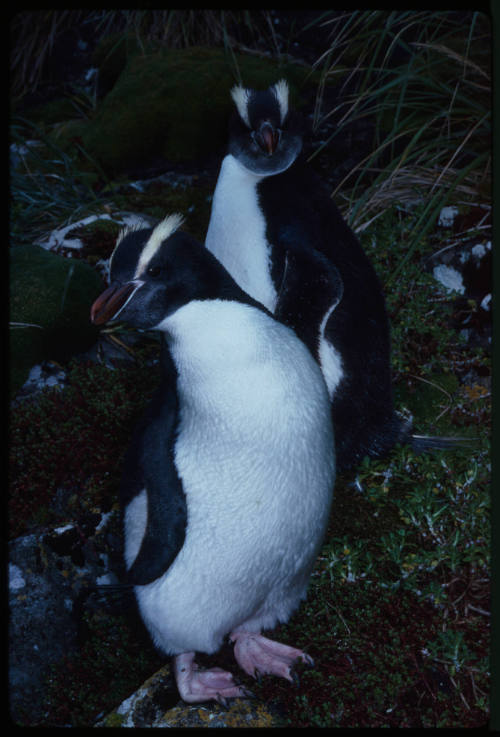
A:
9;9;491;728
306;10;491;270
10;117;107;247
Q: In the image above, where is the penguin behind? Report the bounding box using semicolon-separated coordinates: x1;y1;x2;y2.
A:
205;79;443;471
90;214;336;704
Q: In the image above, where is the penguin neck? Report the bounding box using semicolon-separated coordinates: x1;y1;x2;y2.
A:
205;154;278;313
159;299;271;389
221;152;264;183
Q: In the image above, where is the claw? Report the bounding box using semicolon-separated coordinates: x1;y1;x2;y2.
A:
216;693;229;710
291;669;300;688
231;631;315;686
303;652;314;668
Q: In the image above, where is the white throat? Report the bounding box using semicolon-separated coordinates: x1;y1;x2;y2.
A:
205;155;278;313
158;299;274;393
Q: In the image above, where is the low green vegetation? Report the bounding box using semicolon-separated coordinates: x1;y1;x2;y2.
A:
9;353;160;538
42;608;165;727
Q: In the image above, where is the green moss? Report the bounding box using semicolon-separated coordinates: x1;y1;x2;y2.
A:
9;245;104;394
112;179;213;243
20;97;82;127
82;47;313;176
91;32;145;96
103;712;127;727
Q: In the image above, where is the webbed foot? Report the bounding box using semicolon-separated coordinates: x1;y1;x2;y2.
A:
174;652;252;706
230;631;313;682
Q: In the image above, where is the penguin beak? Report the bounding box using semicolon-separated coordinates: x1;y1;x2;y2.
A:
90;279;144;325
254;121;280;155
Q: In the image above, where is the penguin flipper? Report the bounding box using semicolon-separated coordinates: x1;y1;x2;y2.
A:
126;467;186;585
275;243;344;352
122;348;187;586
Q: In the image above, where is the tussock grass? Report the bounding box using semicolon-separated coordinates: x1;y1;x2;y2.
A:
10;117;108;245
307;10;491;266
10;10;85;101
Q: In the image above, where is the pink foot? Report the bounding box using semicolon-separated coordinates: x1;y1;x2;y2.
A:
230;631;314;682
174;652;252;706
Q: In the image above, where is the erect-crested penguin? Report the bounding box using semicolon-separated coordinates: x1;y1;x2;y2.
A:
90;214;336;705
205;79;414;471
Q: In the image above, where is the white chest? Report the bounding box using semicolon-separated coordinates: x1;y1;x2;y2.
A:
167;300;334;547
205;155;278;312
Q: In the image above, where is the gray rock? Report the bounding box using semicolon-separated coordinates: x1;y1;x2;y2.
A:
9;510;121;725
428;236;491;348
96;665;278;728
9;533;79;724
12;361;68;405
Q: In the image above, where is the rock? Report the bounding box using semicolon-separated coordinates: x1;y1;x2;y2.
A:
96;665;277;728
9;244;104;395
81;47;312;177
9;510;123;725
13;361;68;405
10;140;44;171
428;238;492;348
35;210;158;280
432;264;465;295
9;532;80;724
437;205;459;228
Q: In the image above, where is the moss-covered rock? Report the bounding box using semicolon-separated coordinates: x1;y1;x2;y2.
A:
91;32;145;97
9;245;104;395
96;663;278;728
82;47;313;177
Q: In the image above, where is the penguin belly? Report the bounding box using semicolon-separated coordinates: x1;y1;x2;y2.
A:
128;301;335;656
205;155;278;312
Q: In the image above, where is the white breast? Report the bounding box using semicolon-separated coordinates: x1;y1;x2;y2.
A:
205;155;278;312
131;300;335;656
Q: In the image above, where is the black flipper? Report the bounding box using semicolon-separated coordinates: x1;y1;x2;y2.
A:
120;344;187;586
275;243;344;360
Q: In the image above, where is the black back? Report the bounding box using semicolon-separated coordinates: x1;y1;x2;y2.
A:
259;158;404;469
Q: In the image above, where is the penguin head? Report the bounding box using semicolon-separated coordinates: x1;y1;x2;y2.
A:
228;79;303;176
91;214;247;330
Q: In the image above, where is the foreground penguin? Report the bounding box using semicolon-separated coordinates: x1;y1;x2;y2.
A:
205;79;419;471
90;214;336;704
